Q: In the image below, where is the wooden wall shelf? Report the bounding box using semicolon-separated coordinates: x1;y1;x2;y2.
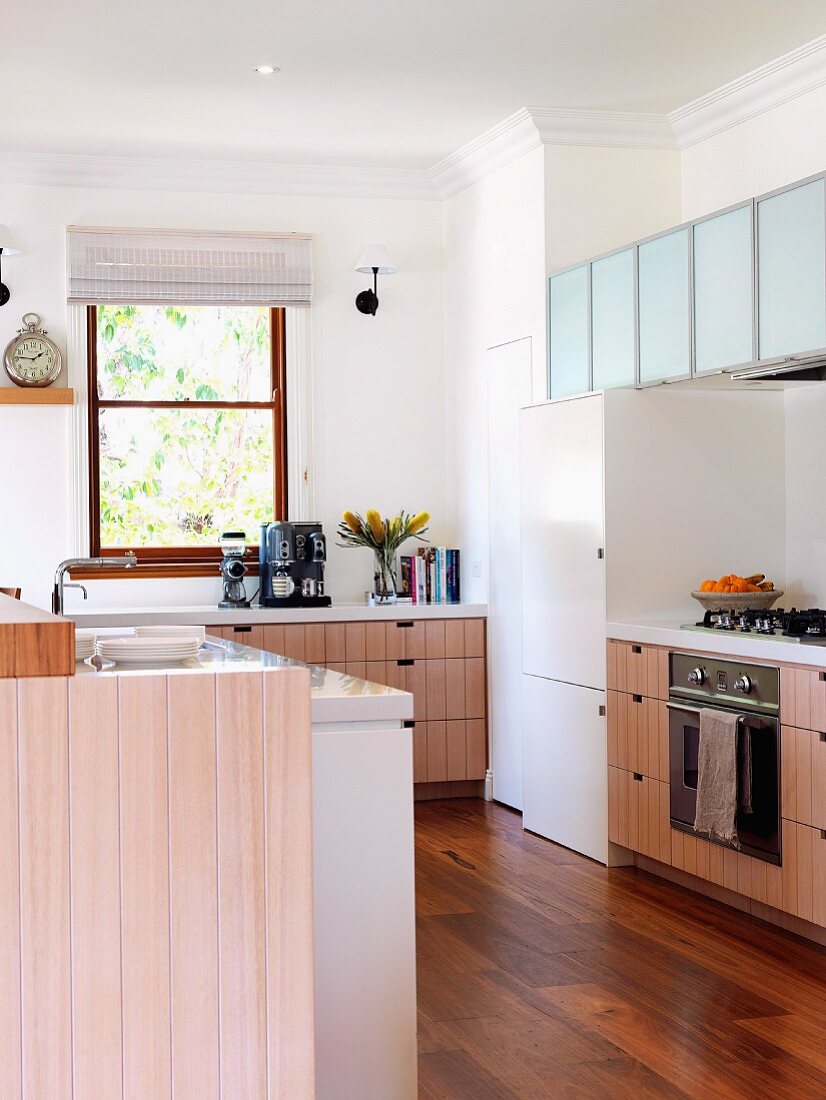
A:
0;387;74;406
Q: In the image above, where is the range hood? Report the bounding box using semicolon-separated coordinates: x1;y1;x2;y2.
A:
732;352;826;383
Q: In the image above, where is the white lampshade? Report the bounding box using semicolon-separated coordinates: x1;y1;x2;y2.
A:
0;226;20;256
354;245;396;275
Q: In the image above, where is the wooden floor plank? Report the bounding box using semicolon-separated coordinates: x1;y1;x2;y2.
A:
415;799;826;1100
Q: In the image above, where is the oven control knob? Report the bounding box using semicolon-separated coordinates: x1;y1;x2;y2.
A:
734;675;752;694
687;668;705;685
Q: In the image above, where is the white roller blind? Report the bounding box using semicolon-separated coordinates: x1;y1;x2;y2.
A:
66;226;312;306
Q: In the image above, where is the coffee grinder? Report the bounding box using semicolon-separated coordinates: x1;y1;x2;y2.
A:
218;530;251;609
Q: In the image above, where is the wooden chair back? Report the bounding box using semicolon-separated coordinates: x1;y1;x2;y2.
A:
0;588;21;600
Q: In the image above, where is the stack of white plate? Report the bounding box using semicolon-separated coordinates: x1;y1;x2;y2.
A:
134;624;206;645
95;635;201;666
75;630;96;662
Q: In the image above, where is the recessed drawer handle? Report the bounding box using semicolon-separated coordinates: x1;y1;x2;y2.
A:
233;626;252;634
403;720;416;728
632;645;642;655
397;622;414;629
632;694;643;704
398;659;414;667
820;672;826;682
633;773;644;782
820;733;826;743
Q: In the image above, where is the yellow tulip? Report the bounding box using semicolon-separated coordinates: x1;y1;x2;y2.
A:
366;509;385;543
342;510;362;534
408;511;430;534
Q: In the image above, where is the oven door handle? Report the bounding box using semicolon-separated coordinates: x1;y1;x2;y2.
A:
666;701;768;729
666;702;703;717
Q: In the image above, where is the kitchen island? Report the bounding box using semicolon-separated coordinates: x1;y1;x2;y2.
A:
0;592;416;1100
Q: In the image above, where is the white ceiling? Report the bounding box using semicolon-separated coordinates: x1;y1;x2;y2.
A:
5;1;825;169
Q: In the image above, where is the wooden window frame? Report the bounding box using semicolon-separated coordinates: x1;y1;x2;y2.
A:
83;304;287;579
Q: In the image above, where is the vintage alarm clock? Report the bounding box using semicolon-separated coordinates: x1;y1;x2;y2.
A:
3;313;63;387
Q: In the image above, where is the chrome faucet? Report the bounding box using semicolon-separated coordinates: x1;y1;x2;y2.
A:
52;554;137;615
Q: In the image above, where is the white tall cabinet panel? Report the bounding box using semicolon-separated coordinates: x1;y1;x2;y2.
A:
549;265;589;398
693;203;754;374
522;677;608;864
520;395;606;690
638;227;690;384
757;176;826;361
591;248;635;390
487;338;533;811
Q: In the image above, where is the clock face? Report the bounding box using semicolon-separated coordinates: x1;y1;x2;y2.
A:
13;337;55;383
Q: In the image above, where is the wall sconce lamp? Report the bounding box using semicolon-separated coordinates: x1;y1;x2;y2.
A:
0;226;20;307
354;245;396;315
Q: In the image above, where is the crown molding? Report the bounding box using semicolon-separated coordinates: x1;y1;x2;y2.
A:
669;34;826;148
528;107;677;150
0;149;441;201
429;106;677;197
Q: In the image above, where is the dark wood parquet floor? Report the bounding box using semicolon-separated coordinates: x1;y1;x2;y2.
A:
415;799;826;1099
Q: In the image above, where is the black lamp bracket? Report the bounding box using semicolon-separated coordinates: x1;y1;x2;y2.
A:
355;266;380;316
0;253;9;308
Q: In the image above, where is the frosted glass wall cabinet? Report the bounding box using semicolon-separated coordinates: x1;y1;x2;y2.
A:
637;226;691;385
692;202;754;375
757;174;826;364
591;247;636;390
548;263;589;398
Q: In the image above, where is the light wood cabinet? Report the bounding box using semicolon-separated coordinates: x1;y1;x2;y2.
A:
608;768;670;864
607;640;668;700
215;615;488;790
780;665;826;733
0;668;315;1100
607;690;668;781
782;724;826;831
781;819;826;927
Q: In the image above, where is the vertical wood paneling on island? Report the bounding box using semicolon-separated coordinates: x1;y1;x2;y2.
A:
216;672;267;1098
264;667;315;1099
17;677;72;1099
119;675;172;1099
168;674;220;1100
0;680;21;1097
69;676;123;1099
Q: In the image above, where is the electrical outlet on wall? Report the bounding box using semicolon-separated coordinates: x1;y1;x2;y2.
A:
471;560;482;578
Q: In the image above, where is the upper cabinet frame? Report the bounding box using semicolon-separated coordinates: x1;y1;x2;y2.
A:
547;167;826;401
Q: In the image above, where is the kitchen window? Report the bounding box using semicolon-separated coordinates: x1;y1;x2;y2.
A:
86;303;287;574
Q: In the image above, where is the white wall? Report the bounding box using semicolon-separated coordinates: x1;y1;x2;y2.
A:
679;84;826;607
0;183;449;610
442;147;547;606
681;84;826;222
545;145;682;273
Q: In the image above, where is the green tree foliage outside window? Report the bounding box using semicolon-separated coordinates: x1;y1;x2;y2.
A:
96;305;276;548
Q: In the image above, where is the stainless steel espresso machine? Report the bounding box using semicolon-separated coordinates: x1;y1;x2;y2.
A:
259;521;332;608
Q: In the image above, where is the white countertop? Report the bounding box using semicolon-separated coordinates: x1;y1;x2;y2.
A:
75;636;414;724
608;619;826;669
68;601;486;628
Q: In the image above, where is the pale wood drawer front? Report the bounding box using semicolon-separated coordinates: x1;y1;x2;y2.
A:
608;768;670;864
669;828;784;910
607;641;668;700
781;819;826;928
419;720;487;784
782;724;826;830
607;691;668;781
780;666;826;733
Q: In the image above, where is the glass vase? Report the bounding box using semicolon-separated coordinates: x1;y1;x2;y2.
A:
373;549;397;604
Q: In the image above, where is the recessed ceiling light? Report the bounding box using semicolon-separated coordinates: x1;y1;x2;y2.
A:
255;65;279;75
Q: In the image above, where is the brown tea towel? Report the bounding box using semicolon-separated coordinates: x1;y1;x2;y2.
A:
693;707;740;846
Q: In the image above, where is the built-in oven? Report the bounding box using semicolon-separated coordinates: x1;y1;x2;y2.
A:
668;652;781;865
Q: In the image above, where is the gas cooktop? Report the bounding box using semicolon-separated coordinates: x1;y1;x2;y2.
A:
681;607;826;644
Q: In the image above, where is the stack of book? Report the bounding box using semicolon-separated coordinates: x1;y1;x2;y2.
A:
398;548;461;604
